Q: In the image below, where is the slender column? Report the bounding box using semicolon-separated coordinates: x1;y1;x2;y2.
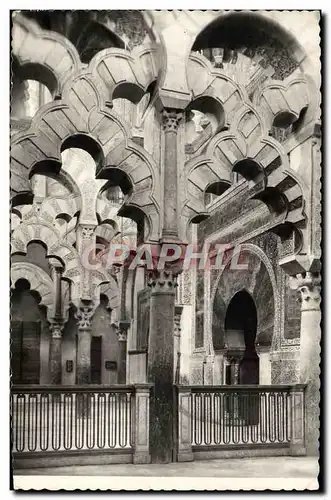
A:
75;304;94;384
161;109;183;242
117;321;130;384
49;322;64;385
292;271;321;456
147;269;177;463
174;305;183;383
49;262;64;384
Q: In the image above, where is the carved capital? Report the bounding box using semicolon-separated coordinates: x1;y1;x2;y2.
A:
49;322;64;339
162;109;183;133
116;320;130;342
75;305;95;330
290;272;321;311
148;269;178;294
81;225;95;240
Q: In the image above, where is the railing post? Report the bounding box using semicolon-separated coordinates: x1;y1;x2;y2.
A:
289;385;306;456
176;386;194;462
133;384;152;464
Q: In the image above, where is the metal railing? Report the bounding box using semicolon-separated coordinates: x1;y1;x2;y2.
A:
11;385;134;454
188;385;305;448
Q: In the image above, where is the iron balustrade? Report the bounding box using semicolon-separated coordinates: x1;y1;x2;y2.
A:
11;385;134;454
186;385;305;449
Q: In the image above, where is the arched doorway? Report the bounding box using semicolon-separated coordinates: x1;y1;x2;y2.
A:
224;290;259;386
10;278;45;384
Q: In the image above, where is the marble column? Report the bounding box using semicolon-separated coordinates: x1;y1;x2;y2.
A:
49;322;64;385
49;262;64;384
293;271;321;456
161;108;183;242
75;304;94;385
174;305;183;383
117;321;130;384
147;269;177;463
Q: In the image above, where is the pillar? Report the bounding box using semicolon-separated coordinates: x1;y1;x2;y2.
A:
174;305;183;383
75;304;94;384
147;269;177;463
293;271;321;456
49;322;64;385
176;386;194;462
117;320;130;384
132;384;152;464
49;261;64;385
161;108;183;242
256;346;271;385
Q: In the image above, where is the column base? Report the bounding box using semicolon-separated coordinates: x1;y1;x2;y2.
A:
133;452;151;464
177;451;194;462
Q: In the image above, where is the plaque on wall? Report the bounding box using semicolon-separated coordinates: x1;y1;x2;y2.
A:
66;360;73;373
105;361;117;371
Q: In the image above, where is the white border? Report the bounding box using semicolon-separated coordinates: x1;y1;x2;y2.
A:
2;3;327;497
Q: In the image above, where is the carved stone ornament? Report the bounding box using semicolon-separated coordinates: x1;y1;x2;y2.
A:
81;226;95;239
148;269;179;293
75;306;95;330
291;272;321;311
49;322;64;339
162;109;183;133
115;320;130;342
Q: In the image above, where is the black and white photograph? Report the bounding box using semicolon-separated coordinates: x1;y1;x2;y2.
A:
9;8;321;491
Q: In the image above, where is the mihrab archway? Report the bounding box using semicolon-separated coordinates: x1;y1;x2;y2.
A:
224;290;259;386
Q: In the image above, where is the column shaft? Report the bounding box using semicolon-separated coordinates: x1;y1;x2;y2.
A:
295;272;321;456
49;324;64;385
117;322;130;384
76;330;91;384
161;109;183;241
147;270;176;463
75;306;94;385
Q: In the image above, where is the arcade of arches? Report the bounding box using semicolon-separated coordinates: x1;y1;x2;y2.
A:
10;10;321;461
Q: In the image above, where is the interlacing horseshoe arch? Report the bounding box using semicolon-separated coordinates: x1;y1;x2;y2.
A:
183;52;311;254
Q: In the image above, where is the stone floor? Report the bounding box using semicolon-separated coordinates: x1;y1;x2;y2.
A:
13;457;320;490
14;456;319;478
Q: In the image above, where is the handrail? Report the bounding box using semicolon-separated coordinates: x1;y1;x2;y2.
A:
11;384;135;394
175;384;306;393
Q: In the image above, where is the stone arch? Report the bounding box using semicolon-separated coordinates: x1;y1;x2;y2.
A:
183;96;308;239
11;261;53;309
210;244;279;352
12;12;80;97
252;77;310;130
10;72;160;241
39;194;80;225
89;45;159;105
190;11;307;80
10;218;81;282
187;52;247;127
98;281;120;323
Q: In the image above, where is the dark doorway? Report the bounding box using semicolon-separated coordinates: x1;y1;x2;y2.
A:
224;290;259;385
91;336;102;384
10;280;42;384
